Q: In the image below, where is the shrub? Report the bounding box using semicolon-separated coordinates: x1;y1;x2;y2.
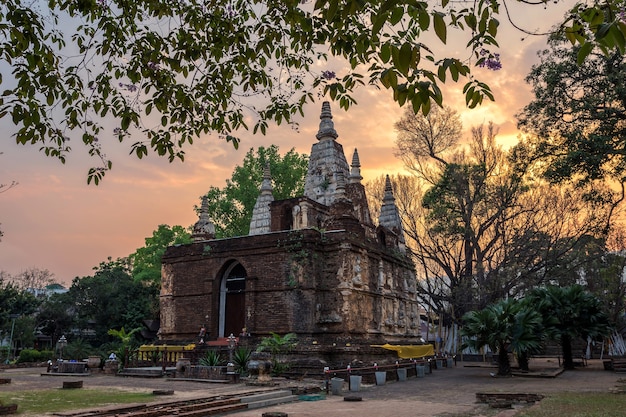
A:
0;347;8;361
17;349;41;363
39;350;55;361
256;333;297;377
271;360;290;377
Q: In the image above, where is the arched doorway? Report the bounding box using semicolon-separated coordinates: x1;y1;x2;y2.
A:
219;262;247;338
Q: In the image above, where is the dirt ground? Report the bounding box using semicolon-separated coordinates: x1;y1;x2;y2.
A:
1;358;624;417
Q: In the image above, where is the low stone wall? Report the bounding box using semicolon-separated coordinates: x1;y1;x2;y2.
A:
183;365;228;380
58;362;87;374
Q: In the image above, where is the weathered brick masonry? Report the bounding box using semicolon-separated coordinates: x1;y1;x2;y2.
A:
160;102;422;363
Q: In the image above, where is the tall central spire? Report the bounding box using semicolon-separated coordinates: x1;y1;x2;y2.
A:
304;102;350;206
316;101;338;141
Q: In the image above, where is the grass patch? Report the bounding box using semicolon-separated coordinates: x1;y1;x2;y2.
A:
0;388;154;415
437;392;626;417
517;392;626;417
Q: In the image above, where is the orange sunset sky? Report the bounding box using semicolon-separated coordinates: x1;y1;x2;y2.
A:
0;2;576;285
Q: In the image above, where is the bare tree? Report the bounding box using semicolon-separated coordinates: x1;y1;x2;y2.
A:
9;268;56;292
394;103;462;183
385;114;613;326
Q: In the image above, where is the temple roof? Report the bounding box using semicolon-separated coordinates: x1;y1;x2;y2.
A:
303;102;350;206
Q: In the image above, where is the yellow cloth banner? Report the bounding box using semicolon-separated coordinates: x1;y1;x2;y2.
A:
139;344;196;352
372;343;434;359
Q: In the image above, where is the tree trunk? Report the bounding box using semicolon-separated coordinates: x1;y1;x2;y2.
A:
497;344;511;376
517;351;530;372
562;334;575;370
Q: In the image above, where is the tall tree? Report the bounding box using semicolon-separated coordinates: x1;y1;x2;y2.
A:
129;225;192;285
516;37;626;223
2;0;621;182
36;291;74;353
391;112;612;325
0;279;39;358
204;145;308;238
394;120;530;320
63;261;159;345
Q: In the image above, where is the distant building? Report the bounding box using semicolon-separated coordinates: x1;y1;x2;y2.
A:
159;102;420;360
27;283;68;298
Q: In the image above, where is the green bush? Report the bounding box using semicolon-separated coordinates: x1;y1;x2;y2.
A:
17;349;41;363
38;350;55;361
0;347;8;361
271;360;290;376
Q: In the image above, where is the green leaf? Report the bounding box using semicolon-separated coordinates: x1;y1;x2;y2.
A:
372;11;388;35
438;64;446;82
565;28;577;45
326;0;338;21
464;14;477;31
418;10;430;31
610;25;626;53
434;12;447;43
488;18;499;37
389;6;404;25
379;43;391;63
577;42;593;65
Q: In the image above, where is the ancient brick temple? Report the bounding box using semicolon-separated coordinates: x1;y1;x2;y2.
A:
159;102;421;356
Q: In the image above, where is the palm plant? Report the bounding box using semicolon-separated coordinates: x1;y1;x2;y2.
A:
256;332;297;376
529;285;611;370
462;298;543;376
107;327;141;368
256;332;297;355
63;338;93;360
232;347;251;374
199;350;222;366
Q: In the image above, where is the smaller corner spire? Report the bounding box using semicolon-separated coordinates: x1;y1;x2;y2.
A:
335;170;347;199
259;163;273;195
249;164;275;235
192;195;216;241
316;101;338;141
349;148;363;183
377;174;406;251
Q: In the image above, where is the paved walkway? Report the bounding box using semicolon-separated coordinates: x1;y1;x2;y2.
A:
0;358;622;417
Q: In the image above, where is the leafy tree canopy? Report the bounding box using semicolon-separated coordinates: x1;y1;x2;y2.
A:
129;224;192;285
2;0;623;184
63;261;159;345
204;145;308;238
0;278;39;331
517;36;626;202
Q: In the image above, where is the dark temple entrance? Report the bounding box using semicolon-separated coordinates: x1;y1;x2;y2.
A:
219;262;246;338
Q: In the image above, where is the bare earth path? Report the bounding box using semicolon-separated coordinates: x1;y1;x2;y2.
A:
0;358;623;417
